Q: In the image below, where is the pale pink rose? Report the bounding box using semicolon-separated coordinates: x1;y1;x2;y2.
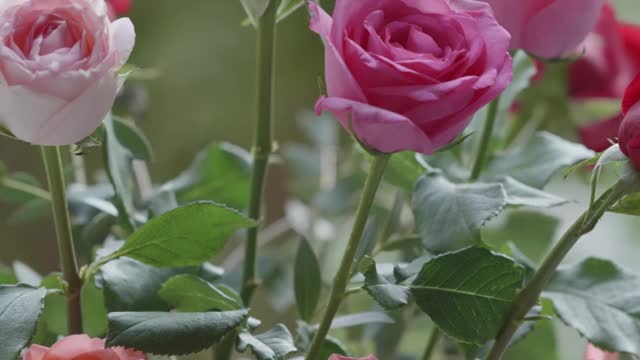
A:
23;335;146;360
482;0;605;58
0;0;135;145
584;343;618;360
310;0;512;155
328;355;378;360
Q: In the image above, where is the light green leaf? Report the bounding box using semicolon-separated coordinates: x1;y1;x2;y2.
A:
487;132;595;189
112;116;153;161
0;285;47;360
385;152;429;191
106;310;248;355
104;113;136;232
164;143;252;210
294;238;321;321
329;311;394;329
109;202;256;267
412;172;506;253
411;247;525;344
494;176;567;208
159;274;242;312
12;261;42;287
237;324;297;360
543;258;640;355
241;0;270;27
610;192;640;215
277;0;305;22
497;51;536;116
358;256;410;310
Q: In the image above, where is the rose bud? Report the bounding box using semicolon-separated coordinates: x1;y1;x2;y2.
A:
107;0;132;16
618;75;640;170
584;343;618;360
482;0;605;59
0;0;135;145
23;335;146;360
310;0;512;155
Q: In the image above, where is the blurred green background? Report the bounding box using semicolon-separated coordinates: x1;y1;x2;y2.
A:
1;1;639;358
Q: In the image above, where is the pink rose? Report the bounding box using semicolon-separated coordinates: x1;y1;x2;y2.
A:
584;343;618;360
0;0;135;145
482;0;605;58
23;335;146;360
618;74;640;170
569;5;636;100
309;0;512;154
328;355;377;360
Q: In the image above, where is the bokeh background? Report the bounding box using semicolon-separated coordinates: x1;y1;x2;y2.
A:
1;1;639;358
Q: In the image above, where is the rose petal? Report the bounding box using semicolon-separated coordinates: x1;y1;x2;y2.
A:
578;114;623;152
584;343;619;360
24;345;49;360
30;71;121;145
316;96;435;154
110;17;135;67
623;74;640;115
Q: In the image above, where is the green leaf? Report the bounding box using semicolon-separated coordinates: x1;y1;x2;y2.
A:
237;324;297;360
112;116;153;161
0;262;16;285
487;132;595;189
412;172;506;253
296;321;350;358
240;0;270;27
358;256;410;310
543;258;640;355
0;285;47;360
0;172;49;204
106;310;248;355
7;198;51;225
610;192;640;215
109;202;256;267
495;177;567;208
277;0;305;23
294;238;321;321
12;261;42;286
329;311;394;329
103;113;136;233
385;152;429;191
411;247;525;344
165;143;252;210
159;274;242;312
497;51;536;116
96;254;221;313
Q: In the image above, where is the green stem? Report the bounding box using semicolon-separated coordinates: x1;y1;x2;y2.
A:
240;0;278;306
470;99;500;181
421;328;442;360
41;146;83;334
486;182;627;360
305;154;390;360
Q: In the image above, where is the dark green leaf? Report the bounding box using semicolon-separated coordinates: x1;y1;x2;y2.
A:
112;116;153;161
159;274;242;312
359;256;410;310
294;238;321;321
487;132;594;189
165;143;251;209
237;324;297;360
543;258;640;355
412;173;506;253
106;310;248;355
411;247;525;344
0;285;47;360
109;202;256;267
95;240;226;313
